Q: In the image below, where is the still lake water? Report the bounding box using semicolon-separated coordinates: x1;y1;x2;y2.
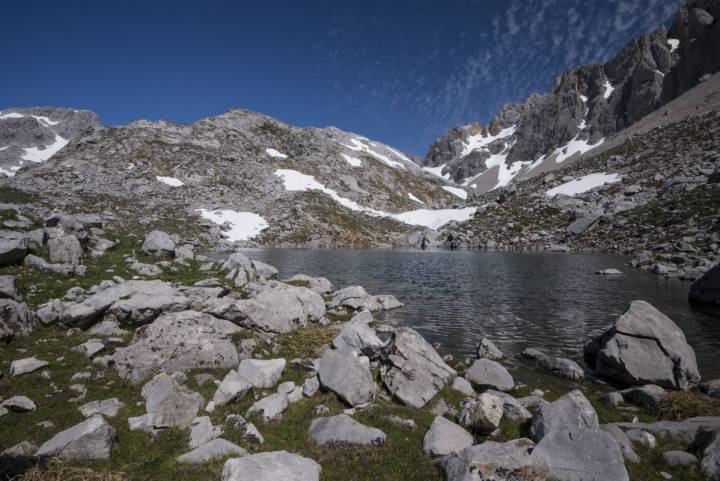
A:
234;249;720;379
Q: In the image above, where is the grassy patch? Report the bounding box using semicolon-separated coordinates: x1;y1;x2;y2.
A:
653;390;720;421
274;324;339;361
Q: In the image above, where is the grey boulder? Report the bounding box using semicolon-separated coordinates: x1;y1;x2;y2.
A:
177;438;246;464
309;414;386;446
0;275;21;301
0;299;38;340
35;415;115;460
521;348;584;381
79;398;125;418
528;390;598;441
247;393;289;421
208;370;253;410
135;373;204;430
423;415;474;456
47;234;83;265
332;319;385;356
382;327;456;408
0;235;27;266
438;438;549;481
317;349;376;407
584;300;700;389
10;357;49;376
458;393;504;434
465;358;515;392
689;263;720;305
222;451;321;481
476;338;504;360
142;230;176;256
237;358;286;389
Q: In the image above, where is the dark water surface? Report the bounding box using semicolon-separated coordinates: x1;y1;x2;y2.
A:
233;249;720;379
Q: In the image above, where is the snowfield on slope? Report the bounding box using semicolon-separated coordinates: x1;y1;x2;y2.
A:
545;172;622;197
197;209;269;241
20;134;69;163
275;168;476;230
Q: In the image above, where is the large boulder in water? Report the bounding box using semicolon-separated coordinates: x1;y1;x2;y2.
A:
112;310;241;382
382;327;455;408
584;300;700;389
689;263;720;306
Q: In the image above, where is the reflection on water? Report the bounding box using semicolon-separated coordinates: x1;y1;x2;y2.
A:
227;249;720;379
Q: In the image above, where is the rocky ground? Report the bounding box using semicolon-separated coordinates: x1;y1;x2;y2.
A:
1;213;720;481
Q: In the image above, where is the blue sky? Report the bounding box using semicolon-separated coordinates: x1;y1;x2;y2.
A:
1;0;681;155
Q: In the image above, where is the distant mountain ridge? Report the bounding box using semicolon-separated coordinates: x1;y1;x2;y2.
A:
421;0;720;193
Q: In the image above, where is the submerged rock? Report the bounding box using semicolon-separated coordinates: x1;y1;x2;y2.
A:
521;348;584;381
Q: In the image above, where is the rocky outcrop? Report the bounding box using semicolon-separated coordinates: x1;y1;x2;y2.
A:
584;300;701;389
112;310;241;382
438;438;549;481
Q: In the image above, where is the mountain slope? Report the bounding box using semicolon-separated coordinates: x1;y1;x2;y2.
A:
1;109;471;249
0;107;99;177
422;0;719;193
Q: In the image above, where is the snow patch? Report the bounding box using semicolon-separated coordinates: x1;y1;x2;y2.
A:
0;112;24;119
603;80;615;100
442;186;468;200
461;125;516;158
265;148;288;159
393;208;477;230
21;134;68;163
341;153;362;167
408;193;424;204
0;146;8;151
32;115;59;126
545;172;621;197
341;138;405;169
667;38;679;52
275;168;475;229
156;176;184;187
423;164;451;180
553;135;604;163
580;95;588;103
197;209;269;241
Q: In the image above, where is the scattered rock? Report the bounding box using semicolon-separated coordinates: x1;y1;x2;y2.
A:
10;357;49;376
476;338;504;360
382;327;455;408
0;275;21;301
247;393;289;421
209;370;252;411
459;393;504;434
142;230;176;256
189;416;223;449
621;384;667;407
237;358;286;389
332;319;385;357
79;398;125;418
221;451;321;481
2;395;36;412
438;438;548;481
521;348;584;381
317;349;376;407
0;299;38;340
309;414;386;446
423;415;473;456
465;358;515;391
177;438;246;464
35;415;115;460
662;450;698;467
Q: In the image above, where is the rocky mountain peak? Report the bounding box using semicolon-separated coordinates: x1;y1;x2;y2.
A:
420;0;718;194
